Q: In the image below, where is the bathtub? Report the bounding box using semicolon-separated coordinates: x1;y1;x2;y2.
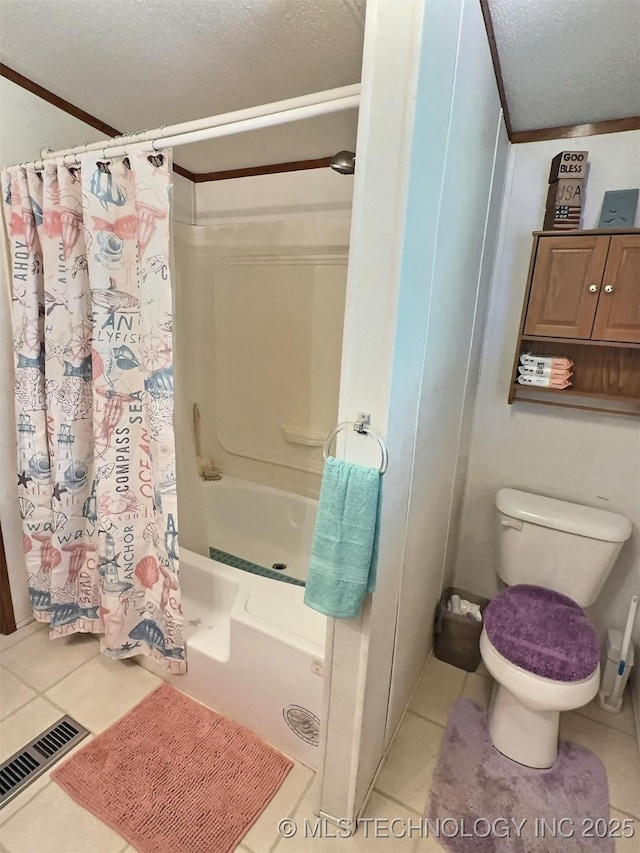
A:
204;477;318;583
138;478;326;768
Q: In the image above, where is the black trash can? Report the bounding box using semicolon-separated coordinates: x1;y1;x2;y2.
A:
434;586;490;672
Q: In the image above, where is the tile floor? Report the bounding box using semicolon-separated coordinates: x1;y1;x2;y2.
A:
1;624;638;852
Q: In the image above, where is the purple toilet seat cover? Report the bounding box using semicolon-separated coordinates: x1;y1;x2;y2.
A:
484;584;599;682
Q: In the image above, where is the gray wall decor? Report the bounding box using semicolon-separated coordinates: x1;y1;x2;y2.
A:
598;189;639;228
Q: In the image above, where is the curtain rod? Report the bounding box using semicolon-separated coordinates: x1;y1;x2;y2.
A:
23;84;360;169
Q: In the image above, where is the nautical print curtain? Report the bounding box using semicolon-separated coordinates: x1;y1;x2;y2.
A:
1;148;185;673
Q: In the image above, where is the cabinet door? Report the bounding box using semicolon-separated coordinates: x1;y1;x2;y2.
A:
591;234;640;343
524;236;610;338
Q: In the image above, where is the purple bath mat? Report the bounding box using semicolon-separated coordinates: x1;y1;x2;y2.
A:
427;699;614;852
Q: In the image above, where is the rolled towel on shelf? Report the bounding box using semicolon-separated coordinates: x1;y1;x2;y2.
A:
518;365;573;379
520;353;573;370
517;374;572;389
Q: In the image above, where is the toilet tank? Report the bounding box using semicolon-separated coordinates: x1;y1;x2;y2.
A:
495;489;632;607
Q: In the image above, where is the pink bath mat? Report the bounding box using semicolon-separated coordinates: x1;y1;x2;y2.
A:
52;683;293;853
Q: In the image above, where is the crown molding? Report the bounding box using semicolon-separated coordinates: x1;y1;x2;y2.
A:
478;2;640;145
511;115;640;144
0;63;197;180
479;0;513;139
1;63;337;183
192;157;333;182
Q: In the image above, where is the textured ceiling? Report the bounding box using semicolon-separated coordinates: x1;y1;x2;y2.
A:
0;0;365;172
489;0;640;132
2;0;639;172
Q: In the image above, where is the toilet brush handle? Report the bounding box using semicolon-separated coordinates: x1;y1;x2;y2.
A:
608;595;638;708
619;595;638;669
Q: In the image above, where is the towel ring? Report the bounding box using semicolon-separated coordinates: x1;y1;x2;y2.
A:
323;420;388;475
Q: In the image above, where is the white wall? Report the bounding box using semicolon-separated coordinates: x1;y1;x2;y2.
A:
454;131;640;654
317;0;508;820
384;0;508;739
317;0;427;821
0;77;194;624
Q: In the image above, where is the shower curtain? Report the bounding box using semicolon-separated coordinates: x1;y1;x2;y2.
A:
1;147;185;672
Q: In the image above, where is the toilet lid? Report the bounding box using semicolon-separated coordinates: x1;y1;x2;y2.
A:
484;584;599;682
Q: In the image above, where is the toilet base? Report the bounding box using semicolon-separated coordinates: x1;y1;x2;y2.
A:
487;682;559;769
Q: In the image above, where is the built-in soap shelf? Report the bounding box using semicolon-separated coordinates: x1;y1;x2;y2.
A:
281;425;325;447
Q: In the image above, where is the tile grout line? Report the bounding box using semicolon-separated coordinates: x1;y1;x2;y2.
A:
0;675;38;725
0;621;43;653
613;806;640;821
468;663;637;740
38;691;98;734
267;773;317;853
408;701;637;745
419;668;638;740
2;641;101;698
572;708;638;740
404;708;447;730
401;677;640;823
0;780;54;828
0;663;43;701
4;652;637;838
0;644;107;826
370;788;424;817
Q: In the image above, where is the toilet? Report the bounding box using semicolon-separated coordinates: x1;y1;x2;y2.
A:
480;488;632;769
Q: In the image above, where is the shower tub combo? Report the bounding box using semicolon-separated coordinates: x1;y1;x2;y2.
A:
139;477;326;768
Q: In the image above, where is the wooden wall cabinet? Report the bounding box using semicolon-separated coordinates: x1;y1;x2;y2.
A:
510;229;640;416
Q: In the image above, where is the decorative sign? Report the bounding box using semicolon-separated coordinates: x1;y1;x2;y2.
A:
544;151;589;230
598;189;639;228
546;179;584;209
543;205;582;230
548;151;589;182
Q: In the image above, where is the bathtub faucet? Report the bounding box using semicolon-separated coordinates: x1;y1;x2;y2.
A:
201;465;222;481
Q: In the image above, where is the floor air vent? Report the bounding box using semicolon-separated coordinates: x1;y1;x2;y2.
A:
0;715;89;808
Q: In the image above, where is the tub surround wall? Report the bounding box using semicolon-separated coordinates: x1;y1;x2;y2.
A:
633;669;640;750
454;131;640;657
195;168;354;224
175;171;353;500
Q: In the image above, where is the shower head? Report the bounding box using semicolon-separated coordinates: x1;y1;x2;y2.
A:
330;150;356;175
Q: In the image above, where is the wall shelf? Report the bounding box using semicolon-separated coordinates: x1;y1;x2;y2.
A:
512;384;640;404
511;386;640;417
521;334;640;351
510;229;640;417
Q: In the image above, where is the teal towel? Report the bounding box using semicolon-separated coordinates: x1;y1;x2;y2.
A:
304;456;381;619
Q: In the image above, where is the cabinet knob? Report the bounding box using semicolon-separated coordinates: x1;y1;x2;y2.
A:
588;284;599;293
604;285;614;293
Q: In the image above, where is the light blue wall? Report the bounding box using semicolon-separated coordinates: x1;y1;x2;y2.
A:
384;0;508;735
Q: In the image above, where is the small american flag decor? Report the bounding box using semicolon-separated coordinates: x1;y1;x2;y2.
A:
543;204;582;230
